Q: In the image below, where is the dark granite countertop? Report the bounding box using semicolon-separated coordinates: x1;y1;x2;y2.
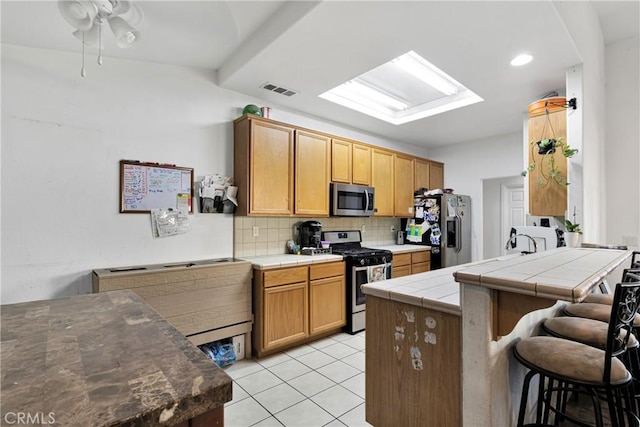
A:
0;290;232;426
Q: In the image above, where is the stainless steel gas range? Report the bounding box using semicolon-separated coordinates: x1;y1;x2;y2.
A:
322;230;393;334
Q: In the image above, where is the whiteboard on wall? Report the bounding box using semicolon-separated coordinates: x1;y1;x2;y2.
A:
120;160;194;213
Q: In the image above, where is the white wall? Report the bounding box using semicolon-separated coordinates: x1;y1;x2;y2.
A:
604;36;640;247
554;1;606;243
428;132;524;261
1;45;423;304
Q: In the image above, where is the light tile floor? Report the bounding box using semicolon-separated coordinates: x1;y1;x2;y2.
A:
222;331;372;427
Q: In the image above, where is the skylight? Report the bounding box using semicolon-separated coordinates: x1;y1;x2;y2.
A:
319;50;483;125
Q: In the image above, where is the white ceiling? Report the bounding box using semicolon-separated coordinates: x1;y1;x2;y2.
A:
2;1;639;148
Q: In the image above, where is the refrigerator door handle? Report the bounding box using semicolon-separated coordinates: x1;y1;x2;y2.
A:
455;215;462;253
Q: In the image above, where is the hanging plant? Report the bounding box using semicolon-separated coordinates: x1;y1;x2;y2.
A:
521;107;578;186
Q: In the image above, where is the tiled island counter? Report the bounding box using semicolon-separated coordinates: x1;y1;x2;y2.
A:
0;290;232;426
362;247;632;427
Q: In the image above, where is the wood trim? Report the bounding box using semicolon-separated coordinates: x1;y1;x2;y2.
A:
492;291;556;340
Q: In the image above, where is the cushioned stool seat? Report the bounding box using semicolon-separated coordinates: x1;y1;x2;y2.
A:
564;303;640;327
582;293;615;305
543;317;639;350
516;336;632;386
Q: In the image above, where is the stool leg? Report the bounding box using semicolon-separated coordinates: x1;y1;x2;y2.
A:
518;369;537;427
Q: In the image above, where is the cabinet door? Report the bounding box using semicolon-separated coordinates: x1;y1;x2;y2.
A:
250;120;295;215
394;154;415;217
296;130;331;216
372;149;394;216
310;276;346;335
415;159;431;191
528;110;567;216
392;265;412;278
352;144;372;186
263;282;308;351
429;162;444;190
331;139;352;183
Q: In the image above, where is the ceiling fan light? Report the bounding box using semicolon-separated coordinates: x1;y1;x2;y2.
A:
58;0;98;32
72;23;102;46
111;0;132;16
108;16;140;48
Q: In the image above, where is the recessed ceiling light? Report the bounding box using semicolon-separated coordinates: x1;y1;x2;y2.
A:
510;54;533;66
319;50;483;125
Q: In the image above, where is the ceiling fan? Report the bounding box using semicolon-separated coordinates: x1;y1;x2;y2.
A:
58;0;143;77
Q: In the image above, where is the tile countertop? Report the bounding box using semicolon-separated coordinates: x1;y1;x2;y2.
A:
368;244;431;254
454;246;632;302
0;290;231;426
362;260;487;317
238;253;344;270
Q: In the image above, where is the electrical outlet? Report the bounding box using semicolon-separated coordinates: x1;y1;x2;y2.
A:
391;225;396;233
361;224;366;233
252;226;259;237
294;225;300;235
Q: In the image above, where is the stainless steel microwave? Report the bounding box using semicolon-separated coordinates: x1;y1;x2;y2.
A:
330;183;375;216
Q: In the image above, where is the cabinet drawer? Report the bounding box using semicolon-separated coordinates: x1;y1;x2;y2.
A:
411;250;430;264
392;265;411;278
263;266;308;288
411;262;431;274
393;253;411;267
310;262;344;280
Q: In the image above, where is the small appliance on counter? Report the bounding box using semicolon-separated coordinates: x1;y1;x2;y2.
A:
299;221;326;254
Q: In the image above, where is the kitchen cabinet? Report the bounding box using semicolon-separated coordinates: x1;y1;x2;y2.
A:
296;130;331;216
528;101;567;216
392;253;412;278
253;261;345;357
394;154;415;217
415;158;431;190
234;116;294;216
411;250;431;274
331;138;352;183
429;161;444;190
372;148;394;216
391;250;431;277
352;143;372;186
331;139;372;186
309;262;346;335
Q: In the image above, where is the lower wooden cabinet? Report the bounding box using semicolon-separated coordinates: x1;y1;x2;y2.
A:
254;261;345;357
391;250;430;277
263;282;308;351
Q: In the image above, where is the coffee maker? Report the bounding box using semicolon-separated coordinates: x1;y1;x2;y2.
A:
300;221;322;248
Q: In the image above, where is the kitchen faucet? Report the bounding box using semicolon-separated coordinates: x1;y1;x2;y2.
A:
504;233;538;254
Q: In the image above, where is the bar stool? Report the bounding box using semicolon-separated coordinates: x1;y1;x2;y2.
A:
513;281;640;427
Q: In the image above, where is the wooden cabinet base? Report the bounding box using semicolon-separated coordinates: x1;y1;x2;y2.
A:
365;296;461;426
171;406;224;427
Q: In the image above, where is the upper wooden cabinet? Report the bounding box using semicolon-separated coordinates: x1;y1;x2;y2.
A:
528;101;567;216
394;154;415;217
429;161;444;190
415;159;430;190
372;149;394;216
234;115;443;217
331;138;352;184
234;116;294;216
331;139;372;186
352;143;372;186
296;130;331;216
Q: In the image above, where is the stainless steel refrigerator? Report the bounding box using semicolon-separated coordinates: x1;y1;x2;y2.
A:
401;194;471;269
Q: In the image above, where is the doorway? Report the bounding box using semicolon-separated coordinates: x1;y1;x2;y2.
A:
482;176;524;259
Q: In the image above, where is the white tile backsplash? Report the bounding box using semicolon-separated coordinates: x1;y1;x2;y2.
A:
233;216;400;257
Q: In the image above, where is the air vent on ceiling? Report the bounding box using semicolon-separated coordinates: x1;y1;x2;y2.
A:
262;82;298;97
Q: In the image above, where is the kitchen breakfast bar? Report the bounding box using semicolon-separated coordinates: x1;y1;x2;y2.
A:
362;247;633;427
